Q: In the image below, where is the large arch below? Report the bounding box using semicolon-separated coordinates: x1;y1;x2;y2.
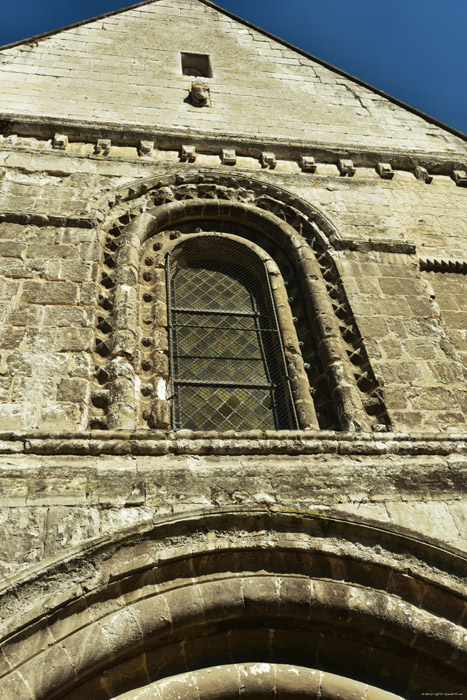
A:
0;509;465;699
114;663;405;699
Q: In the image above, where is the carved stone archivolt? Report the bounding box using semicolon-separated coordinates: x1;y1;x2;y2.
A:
0;509;465;699
89;170;390;433
113;665;405;699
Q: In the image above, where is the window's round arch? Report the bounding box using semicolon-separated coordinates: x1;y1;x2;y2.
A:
167;235;298;431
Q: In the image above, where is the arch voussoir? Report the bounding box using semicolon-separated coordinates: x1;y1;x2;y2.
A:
0;510;465;700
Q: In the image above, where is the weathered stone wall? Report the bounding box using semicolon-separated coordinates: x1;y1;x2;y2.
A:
0;216;96;430
0;443;466;581
423;271;467;372
0;136;466;579
0;0;465;156
1;143;466;433
0;4;466;697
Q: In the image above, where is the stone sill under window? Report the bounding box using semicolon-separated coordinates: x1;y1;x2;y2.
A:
0;430;466;457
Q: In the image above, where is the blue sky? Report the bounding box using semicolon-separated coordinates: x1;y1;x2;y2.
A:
1;0;466;134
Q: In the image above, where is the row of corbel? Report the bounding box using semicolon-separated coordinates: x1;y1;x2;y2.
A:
43;132;465;186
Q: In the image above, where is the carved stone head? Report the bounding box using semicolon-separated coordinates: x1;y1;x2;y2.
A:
190;81;210;106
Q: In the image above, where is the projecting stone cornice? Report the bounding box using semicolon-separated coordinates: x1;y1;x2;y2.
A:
1;430;467;457
1;113;466;174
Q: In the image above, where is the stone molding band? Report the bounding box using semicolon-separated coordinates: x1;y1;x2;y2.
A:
1;113;465;172
2;431;467;456
420;256;467;274
0;206;418;256
332;237;416;255
115;663;404;700
0;210;95;228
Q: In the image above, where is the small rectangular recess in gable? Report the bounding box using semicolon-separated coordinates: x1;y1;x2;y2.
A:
181;52;212;78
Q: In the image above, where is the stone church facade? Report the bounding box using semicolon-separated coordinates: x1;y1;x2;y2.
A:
0;0;466;697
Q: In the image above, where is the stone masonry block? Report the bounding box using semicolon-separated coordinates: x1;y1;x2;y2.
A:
198;579;245;620
0;326;25;350
378;277;417;295
138;140;155;155
98;607;143;656
220;148;237;165
99;654;148;698
165;583;204;628
19;643;76;699
60;621;112;676
338;159;356;176
300;155;317;172
320;671;366;699
130;596;174;639
414;166;432;183
95;139;111;155
0;672;34;700
376;162;394;179
53;133;68;150
196;665;239;698
57;378;89;402
261;152;276;169
241;576;279;615
386;501;459;543
21;281;78;305
180;145;196;162
452;169;467;187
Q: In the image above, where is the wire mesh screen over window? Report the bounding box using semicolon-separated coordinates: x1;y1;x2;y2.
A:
167;237;297;431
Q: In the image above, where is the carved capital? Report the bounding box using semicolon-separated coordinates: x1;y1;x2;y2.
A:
151;398;171;428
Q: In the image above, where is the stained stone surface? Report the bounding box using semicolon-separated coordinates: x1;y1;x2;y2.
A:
0;143;466;568
0;3;466;698
0;0;465;154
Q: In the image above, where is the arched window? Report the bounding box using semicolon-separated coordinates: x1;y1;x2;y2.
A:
167;236;298;431
90;175;389;433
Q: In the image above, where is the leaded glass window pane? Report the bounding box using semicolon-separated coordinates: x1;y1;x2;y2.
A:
168;237;297;431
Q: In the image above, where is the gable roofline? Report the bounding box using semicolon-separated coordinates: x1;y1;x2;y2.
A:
1;0;465;142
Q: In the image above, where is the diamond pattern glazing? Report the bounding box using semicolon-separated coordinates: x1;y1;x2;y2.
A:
168;238;296;431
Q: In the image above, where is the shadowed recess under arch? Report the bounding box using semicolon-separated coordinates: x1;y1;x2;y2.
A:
0;508;465;699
